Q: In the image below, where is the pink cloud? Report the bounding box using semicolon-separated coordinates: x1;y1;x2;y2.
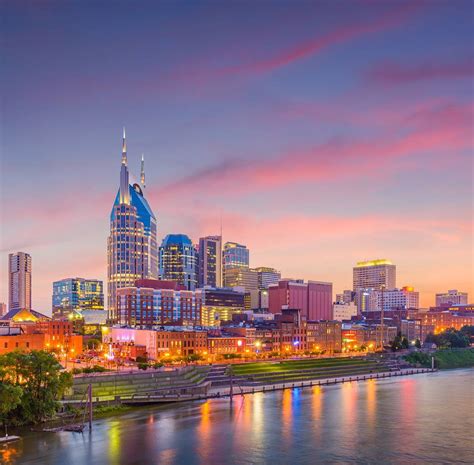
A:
152;101;472;201
367;58;473;85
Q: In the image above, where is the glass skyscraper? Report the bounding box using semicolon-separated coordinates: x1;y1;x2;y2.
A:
159;234;197;290
223;242;249;270
107;129;158;323
198;235;222;288
52;278;104;317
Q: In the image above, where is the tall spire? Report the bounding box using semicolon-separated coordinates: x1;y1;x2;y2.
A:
121;126;127;165
140;153;146;189
119;128;130;204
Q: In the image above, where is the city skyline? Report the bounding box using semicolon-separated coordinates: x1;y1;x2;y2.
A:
1;1;473;311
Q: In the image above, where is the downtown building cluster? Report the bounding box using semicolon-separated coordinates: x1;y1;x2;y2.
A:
1;132;472;359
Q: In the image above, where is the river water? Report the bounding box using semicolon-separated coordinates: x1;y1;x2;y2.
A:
1;369;472;465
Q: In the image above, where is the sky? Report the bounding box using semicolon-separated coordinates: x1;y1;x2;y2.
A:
1;0;473;313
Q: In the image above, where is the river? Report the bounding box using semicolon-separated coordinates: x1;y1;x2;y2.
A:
1;369;472;465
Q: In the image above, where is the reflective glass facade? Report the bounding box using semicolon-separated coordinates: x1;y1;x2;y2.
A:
107;132;158;323
52;278;104;314
159;234;197;290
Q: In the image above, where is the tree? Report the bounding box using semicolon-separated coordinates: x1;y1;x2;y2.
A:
401;337;409;349
391;334;402;352
0;350;73;425
0;383;22;436
415;339;421;349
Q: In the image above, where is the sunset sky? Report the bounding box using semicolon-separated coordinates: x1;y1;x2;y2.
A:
1;0;472;313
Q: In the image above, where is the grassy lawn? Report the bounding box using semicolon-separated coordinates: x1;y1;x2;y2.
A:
231;357;373;376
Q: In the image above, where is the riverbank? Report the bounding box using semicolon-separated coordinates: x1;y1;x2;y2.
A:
404;348;474;369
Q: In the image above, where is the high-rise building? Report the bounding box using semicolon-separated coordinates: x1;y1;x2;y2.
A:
107;129;158;323
0;303;7;317
198;236;222;288
223;267;259;308
435;289;468;306
269;280;333;321
52;278;104;318
8;252;32;311
353;259;396;291
255;266;281;309
159;234;197;290
223;242;249;270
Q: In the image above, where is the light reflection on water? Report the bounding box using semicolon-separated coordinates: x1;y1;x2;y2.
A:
2;369;473;465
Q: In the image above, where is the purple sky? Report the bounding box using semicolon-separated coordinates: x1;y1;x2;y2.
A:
1;0;473;312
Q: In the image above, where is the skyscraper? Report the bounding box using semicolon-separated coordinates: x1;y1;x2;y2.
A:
8;252;32;311
52;278;104;318
159;234;197;290
223;242;249;270
107;129;158;323
353;259;396;291
198;236;222;288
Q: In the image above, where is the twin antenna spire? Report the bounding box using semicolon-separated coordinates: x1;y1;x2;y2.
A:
121;127;146;189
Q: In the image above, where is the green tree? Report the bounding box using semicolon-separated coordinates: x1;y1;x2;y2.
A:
0;350;72;425
391;334;402;352
401;337;409;349
0;383;23;436
415;339;421;349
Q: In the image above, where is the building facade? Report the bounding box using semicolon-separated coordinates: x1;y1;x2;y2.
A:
200;287;246;326
333;302;358;321
373;286;419;312
223;267;259;308
269;280;333;321
353;259;396;291
159;234;197;290
8;252;32;311
109;327;207;359
222;242;249;285
255;267;281;309
52;278;104;317
198;236;222;288
435;289;469;307
107;129;158;323
117;279;202;327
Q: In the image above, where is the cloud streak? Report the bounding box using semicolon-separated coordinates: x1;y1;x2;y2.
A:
367;58;474;85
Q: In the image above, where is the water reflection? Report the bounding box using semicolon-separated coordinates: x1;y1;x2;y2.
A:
4;370;473;465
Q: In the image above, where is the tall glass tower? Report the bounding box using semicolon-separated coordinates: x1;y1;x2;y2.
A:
107;129;158;323
159;234;197;290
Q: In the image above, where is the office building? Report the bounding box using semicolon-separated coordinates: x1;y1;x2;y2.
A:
222;242;249;283
353;259;396;291
107;129;158;323
374;286;419;312
8;252;32;311
117;279;202;327
435;289;468;307
198;236;222;288
269;279;333;321
255;267;281;309
52;278;104;318
223;267;259;308
200;287;246;326
159;234;198;290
